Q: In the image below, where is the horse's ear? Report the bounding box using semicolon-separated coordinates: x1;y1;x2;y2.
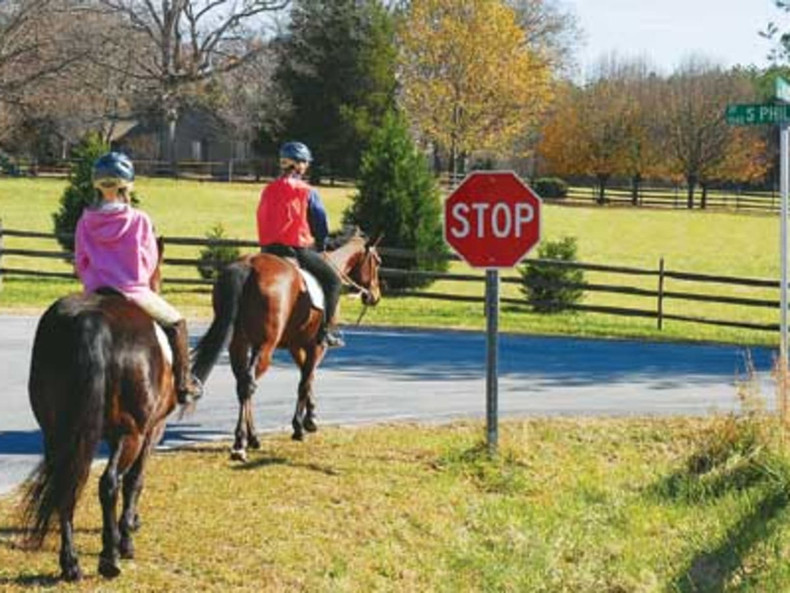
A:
366;233;384;249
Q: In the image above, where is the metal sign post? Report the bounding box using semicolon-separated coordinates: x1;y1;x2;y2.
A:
781;121;789;404
485;269;499;454
727;78;790;410
444;171;542;456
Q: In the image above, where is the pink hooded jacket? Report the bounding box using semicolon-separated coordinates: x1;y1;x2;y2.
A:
75;202;159;298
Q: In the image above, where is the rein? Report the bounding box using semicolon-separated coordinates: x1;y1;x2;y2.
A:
323;247;374;326
324;251;372;300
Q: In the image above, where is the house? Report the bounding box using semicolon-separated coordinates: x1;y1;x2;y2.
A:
113;107;260;177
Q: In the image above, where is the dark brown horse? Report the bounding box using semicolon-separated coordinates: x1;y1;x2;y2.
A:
22;239;179;581
191;229;382;460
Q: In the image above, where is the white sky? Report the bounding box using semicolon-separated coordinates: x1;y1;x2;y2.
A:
567;0;780;75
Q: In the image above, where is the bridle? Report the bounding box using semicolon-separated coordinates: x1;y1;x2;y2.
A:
324;238;382;324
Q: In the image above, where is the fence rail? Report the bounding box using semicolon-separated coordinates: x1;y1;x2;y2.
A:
0;224;782;334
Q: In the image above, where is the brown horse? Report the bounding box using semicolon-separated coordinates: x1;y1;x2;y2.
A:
191;229;382;460
22;239;179;581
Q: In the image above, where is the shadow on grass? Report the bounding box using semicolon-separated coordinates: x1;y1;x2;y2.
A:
0;573;61;588
232;454;340;476
673;488;788;592
650;442;790;591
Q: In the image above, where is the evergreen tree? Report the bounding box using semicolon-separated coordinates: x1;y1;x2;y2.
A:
52;133;109;252
273;0;397;181
345;110;448;289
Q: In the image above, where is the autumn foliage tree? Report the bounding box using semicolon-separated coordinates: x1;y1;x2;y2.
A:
661;60;764;208
398;0;554;174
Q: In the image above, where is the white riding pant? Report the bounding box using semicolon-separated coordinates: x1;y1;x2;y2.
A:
130;291;183;326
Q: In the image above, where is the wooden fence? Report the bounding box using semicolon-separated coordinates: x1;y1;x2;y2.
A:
560;185;779;213
0;223;782;334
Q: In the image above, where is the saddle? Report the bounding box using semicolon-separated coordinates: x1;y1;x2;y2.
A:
92;286;174;363
260;245;325;311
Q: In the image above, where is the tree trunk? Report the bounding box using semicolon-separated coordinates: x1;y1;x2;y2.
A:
631;173;641;205
700;182;708;209
166;107;178;176
596;174;609;205
686;175;696;209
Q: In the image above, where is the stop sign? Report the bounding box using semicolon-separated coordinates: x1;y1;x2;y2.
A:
444;171;542;268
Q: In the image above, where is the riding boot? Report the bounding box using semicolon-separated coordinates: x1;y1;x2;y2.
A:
317;318;345;349
164;320;203;404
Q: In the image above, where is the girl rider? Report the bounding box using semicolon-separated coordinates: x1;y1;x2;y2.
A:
74;152;203;404
256;142;344;348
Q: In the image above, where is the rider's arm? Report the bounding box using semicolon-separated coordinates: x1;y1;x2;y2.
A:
306;189;329;251
138;213;159;281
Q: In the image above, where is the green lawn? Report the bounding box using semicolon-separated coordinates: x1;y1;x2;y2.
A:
0;176;783;346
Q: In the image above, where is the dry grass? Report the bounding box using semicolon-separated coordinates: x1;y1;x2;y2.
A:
3;418;790;592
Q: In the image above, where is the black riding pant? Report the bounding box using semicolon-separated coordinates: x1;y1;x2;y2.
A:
262;244;342;325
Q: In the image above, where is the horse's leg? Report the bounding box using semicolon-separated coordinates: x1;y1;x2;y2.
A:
99;432;143;578
229;330;260;461
58;514;81;581
290;344;325;439
119;441;148;559
304;344;327;433
97;440;124;578
245;341;277;449
43;431;81;581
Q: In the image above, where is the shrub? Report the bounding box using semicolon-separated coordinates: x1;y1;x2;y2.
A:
344;109;448;289
533;177;568;199
197;224;241;280
52;133;110;252
518;237;584;312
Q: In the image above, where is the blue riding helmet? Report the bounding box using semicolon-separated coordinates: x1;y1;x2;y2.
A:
279;142;313;163
93;152;134;188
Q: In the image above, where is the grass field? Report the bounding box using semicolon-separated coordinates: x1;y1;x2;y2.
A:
2;416;790;592
0;176;784;346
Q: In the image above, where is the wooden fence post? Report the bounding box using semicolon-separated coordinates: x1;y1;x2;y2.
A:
657;256;665;330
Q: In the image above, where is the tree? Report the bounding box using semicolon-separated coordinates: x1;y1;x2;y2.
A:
508;0;580;74
537;76;633;203
0;0;86;104
519;237;583;313
661;59;760;208
273;0;397;181
344;110;448;289
95;0;289;168
399;0;554;175
52;133;110;252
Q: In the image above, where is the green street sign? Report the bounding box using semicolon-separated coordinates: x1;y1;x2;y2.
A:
726;103;790;125
777;76;790;103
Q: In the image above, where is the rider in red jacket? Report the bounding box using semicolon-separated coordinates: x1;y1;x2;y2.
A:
257;142;344;348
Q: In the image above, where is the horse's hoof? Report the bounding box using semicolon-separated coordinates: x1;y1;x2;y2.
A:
291;431;304;441
119;538;135;560
303;418;317;433
60;563;83;582
230;449;247;462
248;435;261;450
98;556;121;579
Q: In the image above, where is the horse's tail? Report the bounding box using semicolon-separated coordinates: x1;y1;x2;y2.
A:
192;261;252;383
23;310;108;547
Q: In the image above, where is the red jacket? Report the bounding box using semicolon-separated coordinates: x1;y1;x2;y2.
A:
257;175;315;248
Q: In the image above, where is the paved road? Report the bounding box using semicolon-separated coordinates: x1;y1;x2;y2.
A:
0;315;776;495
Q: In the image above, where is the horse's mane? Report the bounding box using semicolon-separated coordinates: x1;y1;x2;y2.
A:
326;225;367;251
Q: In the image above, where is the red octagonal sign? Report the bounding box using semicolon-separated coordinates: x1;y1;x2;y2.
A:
444;171;542;268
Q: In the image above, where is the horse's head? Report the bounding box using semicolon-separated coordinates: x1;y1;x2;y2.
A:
355;234;382;306
150;237;165;293
328;228;383;307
